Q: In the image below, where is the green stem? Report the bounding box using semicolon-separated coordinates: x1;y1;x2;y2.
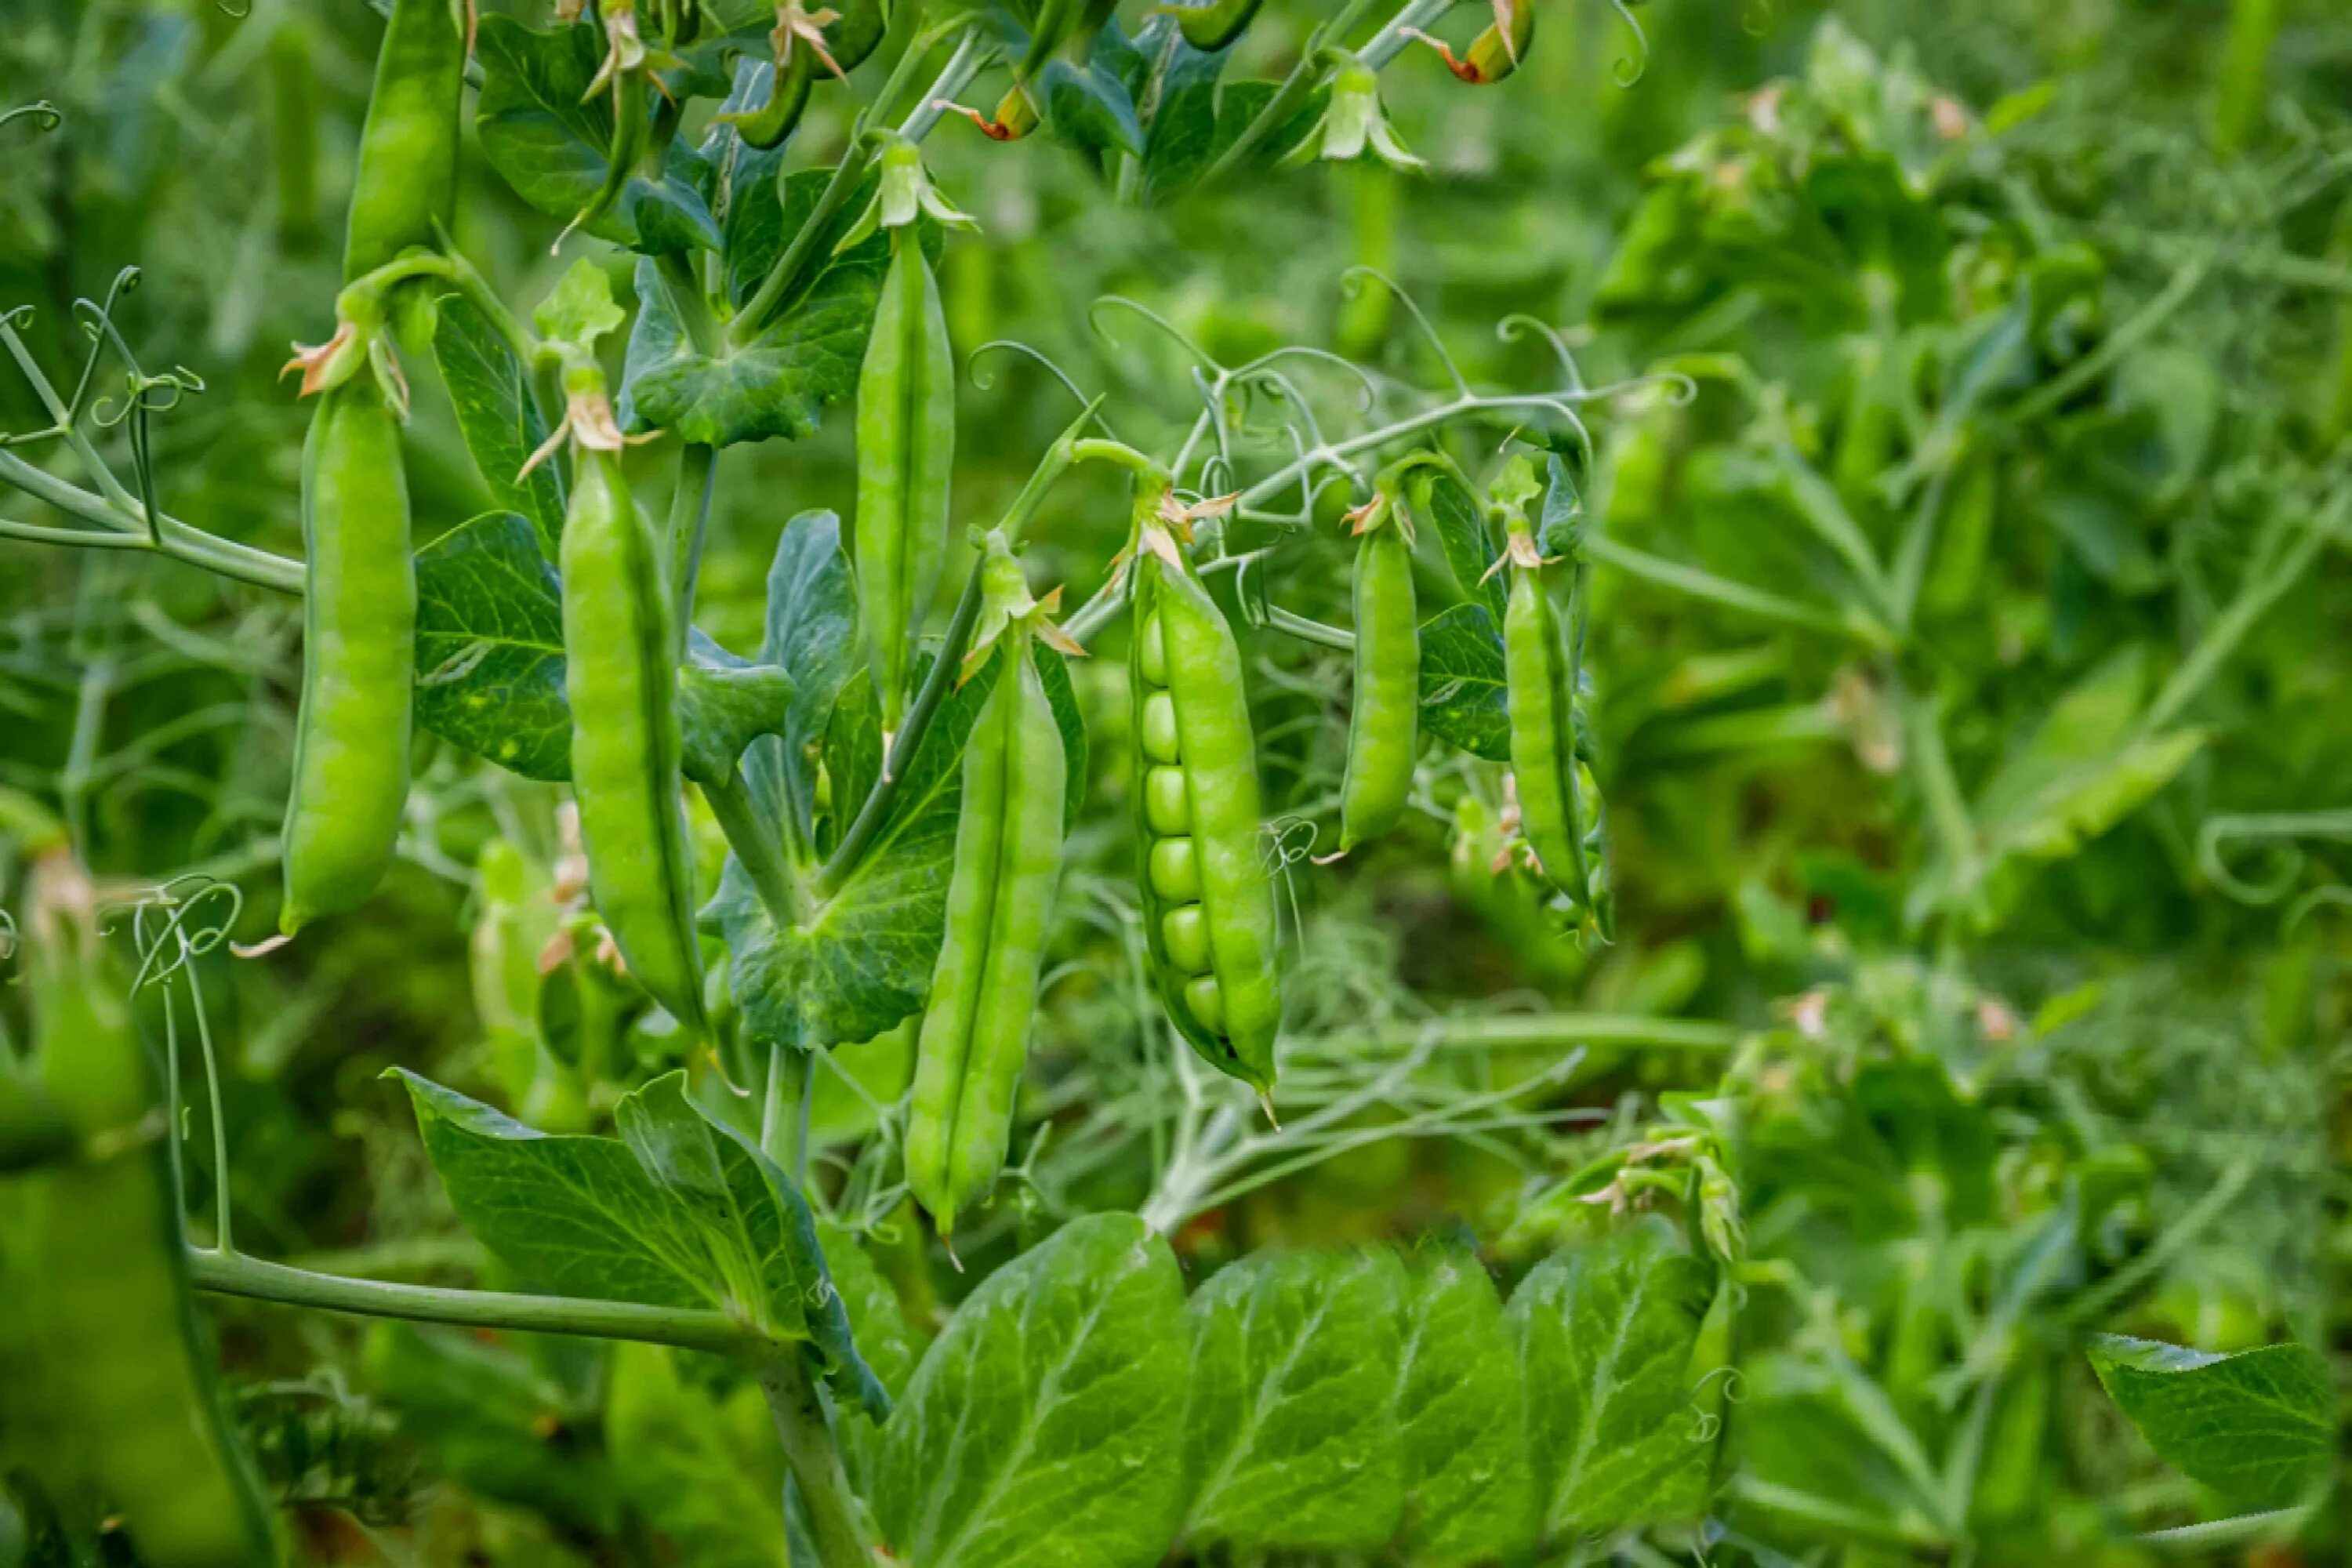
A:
2214;0;2281;153
188;1249;760;1355
1198;0;1397;183
2135;492;2340;739
1583;535;1893;648
705;766;804;927
0;448;304;594
669;441;717;659
1265;604;1352;650
1287;1011;1741;1058
731;31;988;344
753;1348;882;1568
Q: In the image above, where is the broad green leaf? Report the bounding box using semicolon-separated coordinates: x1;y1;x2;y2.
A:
751;510;861;845
821;667;884;856
1417;603;1510;762
1511;1225;1716;1538
391;1069;884;1417
678;630;795;789
365;1323;619;1534
1397;1248;1537;1564
532;258;627;351
412;510;572;783
877;1214;1187;1568
1134;17;1232;203
819;1216;920;1494
2086;1335;2332;1508
473;17;718;255
1181;1250;1407;1553
432;295;568;558
606;1344;786;1566
1041;60;1142;159
1418;461;1506;624
621;177;935;448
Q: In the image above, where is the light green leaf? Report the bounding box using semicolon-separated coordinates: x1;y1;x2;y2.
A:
2087;1335;2332;1508
606;1343;786;1567
1511;1224;1716;1539
877;1214;1187;1568
1181;1250;1406;1553
533;258;626;352
412;510;572;783
432;295;568;559
1417;602;1510;763
1397;1247;1537;1564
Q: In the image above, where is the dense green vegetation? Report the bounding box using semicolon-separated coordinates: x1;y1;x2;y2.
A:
0;0;2344;1563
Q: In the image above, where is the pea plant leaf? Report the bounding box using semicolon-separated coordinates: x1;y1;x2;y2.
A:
1419;461;1507;623
1417;603;1510;762
677;630;795;789
1204;79;1330;171
1510;1222;1717;1540
875;1214;1189;1568
412;510;572;783
1131;18;1235;203
1396;1247;1538;1565
472;16;719;255
432;293;568;559
709;652;1000;1053
621;175;938;448
2086;1335;2333;1509
750;510;862;848
390;1069;885;1418
1041;59;1143;160
817;1218;919;1493
606;1343;787;1568
1180;1250;1408;1554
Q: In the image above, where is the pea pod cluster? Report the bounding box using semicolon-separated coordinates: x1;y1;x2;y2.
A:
1499;505;1611;937
1334;464;1428;854
857;231;956;739
280;374;415;934
0;855;278;1566
561;436;710;1035
906;540;1071;1240
1131;519;1281;1093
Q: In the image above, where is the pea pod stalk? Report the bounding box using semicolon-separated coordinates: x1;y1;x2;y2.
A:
905;537;1073;1241
560;402;710;1035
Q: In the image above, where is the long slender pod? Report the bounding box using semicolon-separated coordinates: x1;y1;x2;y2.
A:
857;234;956;738
561;447;710;1033
280;379;414;933
1338;476;1422;852
343;0;464;278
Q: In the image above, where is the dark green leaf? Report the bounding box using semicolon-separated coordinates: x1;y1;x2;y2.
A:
431;294;568;558
1041;60;1142;159
1134;18;1232;203
1417;603;1510;762
2087;1335;2332;1508
1035;644;1088;833
677;630;795;788
1205;80;1327;170
752;510;862;846
412;510;572;783
1419;462;1506;623
877;1214;1188;1568
1511;1225;1716;1537
1181;1250;1406;1552
472;16;718;255
391;1069;882;1416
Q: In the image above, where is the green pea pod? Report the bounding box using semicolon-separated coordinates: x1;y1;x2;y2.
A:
1167;0;1263;52
716;51;814;151
281;378;415;935
0;856;278;1566
1501;510;1602;924
343;0;465;280
905;642;1065;1240
856;236;955;736
827;0;891;73
1132;551;1280;1092
561;448;709;1034
1338;499;1419;852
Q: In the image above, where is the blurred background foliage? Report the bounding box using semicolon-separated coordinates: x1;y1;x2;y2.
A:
2;0;2347;1562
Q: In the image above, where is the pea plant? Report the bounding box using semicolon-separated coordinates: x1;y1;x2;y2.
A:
3;2;2342;1565
0;1;1735;1563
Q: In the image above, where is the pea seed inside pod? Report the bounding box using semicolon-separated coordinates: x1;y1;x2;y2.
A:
1184;974;1225;1032
1149;837;1201;901
1142;691;1182;764
1139;613;1169;684
1163;903;1213;972
1145;765;1192;835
